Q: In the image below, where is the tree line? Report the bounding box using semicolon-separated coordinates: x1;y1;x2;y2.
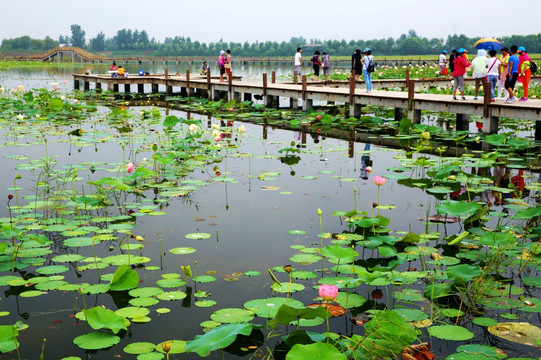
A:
2;26;541;56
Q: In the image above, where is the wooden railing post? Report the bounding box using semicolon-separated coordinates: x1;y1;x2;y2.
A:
262;73;267;97
228;70;233;93
186;69;190;96
407;80;415;110
405;69;410;89
349;75;355;105
164;68;168;79
483;81;491;118
293;71;298;84
271;71;276;84
302;75;307;100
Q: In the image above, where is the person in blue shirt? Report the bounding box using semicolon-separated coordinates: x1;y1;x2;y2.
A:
505;45;520;103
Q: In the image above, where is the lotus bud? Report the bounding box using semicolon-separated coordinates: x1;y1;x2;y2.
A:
161;342;172;353
317;208;322;216
283;265;293;273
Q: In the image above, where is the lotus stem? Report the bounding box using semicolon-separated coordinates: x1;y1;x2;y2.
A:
13;327;21;360
38;338;46;360
91;237;100;279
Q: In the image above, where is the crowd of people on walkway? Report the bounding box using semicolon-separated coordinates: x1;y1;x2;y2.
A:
443;45;534;103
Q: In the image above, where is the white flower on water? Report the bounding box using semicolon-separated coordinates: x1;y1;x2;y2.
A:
211;129;220;138
212;123;220;130
189;124;198;133
238;125;246;133
74;99;78;104
16;114;24;120
61;96;66;100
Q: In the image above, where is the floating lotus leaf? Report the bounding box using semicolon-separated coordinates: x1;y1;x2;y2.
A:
244;271;261;277
210;308;254;323
193;275;216;283
130;297;159;307
195;300;217;308
19;290;44;298
36;264;69;275
155;340;186;354
437;308;465;318
450;344;507;359
84;284;110;294
115;307;150;318
473;317;498;327
63;237;97;247
0;276;20;286
35;280;67;291
185;233;211;240
289;253;321;264
271;282;305;293
169;247;196;255
73;332;120;350
157;291;187;301
447;264;482;283
286;342;347;360
156;278;186;288
244;297;304;318
123;342;156;354
185;323;253;357
428;325;474;341
288;229;307;235
102;255;150;265
317;277;355;288
393;289;425;302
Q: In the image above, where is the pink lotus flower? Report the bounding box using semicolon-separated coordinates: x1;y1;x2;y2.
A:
54;86;58;90
127;163;134;173
229;107;235;112
373;176;386;186
317;115;322;120
318;284;339;302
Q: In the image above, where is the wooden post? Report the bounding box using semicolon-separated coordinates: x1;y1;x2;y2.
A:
228;70;232;94
483;81;491;118
407;80;415;110
262;73;267;97
271;71;276;84
164;68;168;79
405;69;410;89
186;69;191;96
206;69;211;97
302;75;307;100
349;75;355;105
293;71;298;84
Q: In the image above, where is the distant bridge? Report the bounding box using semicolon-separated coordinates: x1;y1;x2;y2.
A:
22;47;106;62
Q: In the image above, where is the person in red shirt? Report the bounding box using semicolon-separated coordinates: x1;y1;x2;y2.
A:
452;48;471;100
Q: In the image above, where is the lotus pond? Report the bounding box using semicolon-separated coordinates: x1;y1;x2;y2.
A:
0;65;541;360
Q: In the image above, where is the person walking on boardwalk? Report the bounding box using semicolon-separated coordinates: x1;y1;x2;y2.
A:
486;50;501;102
517;46;531;101
362;49;374;93
438;50;447;76
321;52;331;81
452;48;471;100
218;50;226;82
353;49;363;81
505;45;520;103
471;49;487;100
449;49;457;74
498;47;509;100
225;49;233;79
311;51;321;81
294;48;302;77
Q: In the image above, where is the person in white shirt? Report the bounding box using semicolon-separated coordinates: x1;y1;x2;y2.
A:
438;50;447;76
486;50;501;101
470;49;488;100
294;48;302;77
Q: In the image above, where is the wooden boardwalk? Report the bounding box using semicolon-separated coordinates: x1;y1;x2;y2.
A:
73;71;541;139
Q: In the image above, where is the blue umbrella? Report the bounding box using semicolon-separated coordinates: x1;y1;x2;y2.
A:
473;38;504;51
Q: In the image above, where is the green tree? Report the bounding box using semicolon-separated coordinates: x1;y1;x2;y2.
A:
70;24;86;48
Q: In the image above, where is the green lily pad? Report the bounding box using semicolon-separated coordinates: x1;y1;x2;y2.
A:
169;247;197;255
73;332;120;350
155;340;187;354
195;300;217;308
428;325;474;341
286;342;346;360
244;297;304;318
473;317;498;327
210;308;254;323
157;291;187;301
488;322;541;347
115;307;150;319
193;275;216;283
271;282;305;293
289;253;321;264
124;342;156;354
185;233;211;240
288;230;307;235
130;297;160;307
36;265;69;275
156;278;186;288
244;271;261;277
52;254;85;263
185;323;253;357
19;290;44;298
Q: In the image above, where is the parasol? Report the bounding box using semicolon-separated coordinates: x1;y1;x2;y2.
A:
473;38;504;51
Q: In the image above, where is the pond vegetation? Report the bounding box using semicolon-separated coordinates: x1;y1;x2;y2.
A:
0;65;540;360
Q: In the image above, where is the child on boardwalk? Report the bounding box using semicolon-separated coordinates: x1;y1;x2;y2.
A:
452;48;471;100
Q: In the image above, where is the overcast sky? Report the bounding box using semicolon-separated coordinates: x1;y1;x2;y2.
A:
2;0;540;44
